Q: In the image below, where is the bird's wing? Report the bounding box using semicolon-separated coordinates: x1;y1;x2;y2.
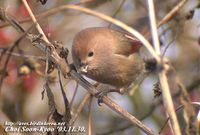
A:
113;31;142;57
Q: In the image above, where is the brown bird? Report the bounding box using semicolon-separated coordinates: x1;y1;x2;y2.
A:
72;27;147;94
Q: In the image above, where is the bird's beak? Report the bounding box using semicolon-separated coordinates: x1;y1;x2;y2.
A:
79;62;88;73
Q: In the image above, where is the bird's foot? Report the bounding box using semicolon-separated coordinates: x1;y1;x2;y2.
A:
95;89;123;106
95;90;109;106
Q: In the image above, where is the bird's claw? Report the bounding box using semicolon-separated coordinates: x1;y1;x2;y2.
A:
95;89;122;106
95;91;108;106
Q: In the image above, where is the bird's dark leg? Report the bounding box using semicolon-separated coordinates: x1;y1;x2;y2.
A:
95;88;124;106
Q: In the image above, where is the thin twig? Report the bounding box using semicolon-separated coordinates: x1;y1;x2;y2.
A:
70;93;91;125
148;0;160;55
159;102;200;134
58;71;71;124
175;70;196;134
144;0;188;41
103;96;156;135
88;96;93;135
159;72;181;134
162;27;179;56
157;0;188;28
147;0;181;134
69;82;79;108
22;0;50;44
0;31;28;91
75;0;97;5
108;0;126;28
0;0;98;29
0;48;45;60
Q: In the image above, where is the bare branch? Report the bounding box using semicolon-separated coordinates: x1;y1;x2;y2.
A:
108;0;126;28
88;96;93;135
70;93;91;125
97;77;200;135
58;71;71;124
0;48;45;60
157;0;188;28
69;82;79;108
18;4;159;60
1;4;158;135
22;0;50;44
147;0;181;134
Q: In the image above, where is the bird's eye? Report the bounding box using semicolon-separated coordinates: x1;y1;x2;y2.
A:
88;51;94;57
